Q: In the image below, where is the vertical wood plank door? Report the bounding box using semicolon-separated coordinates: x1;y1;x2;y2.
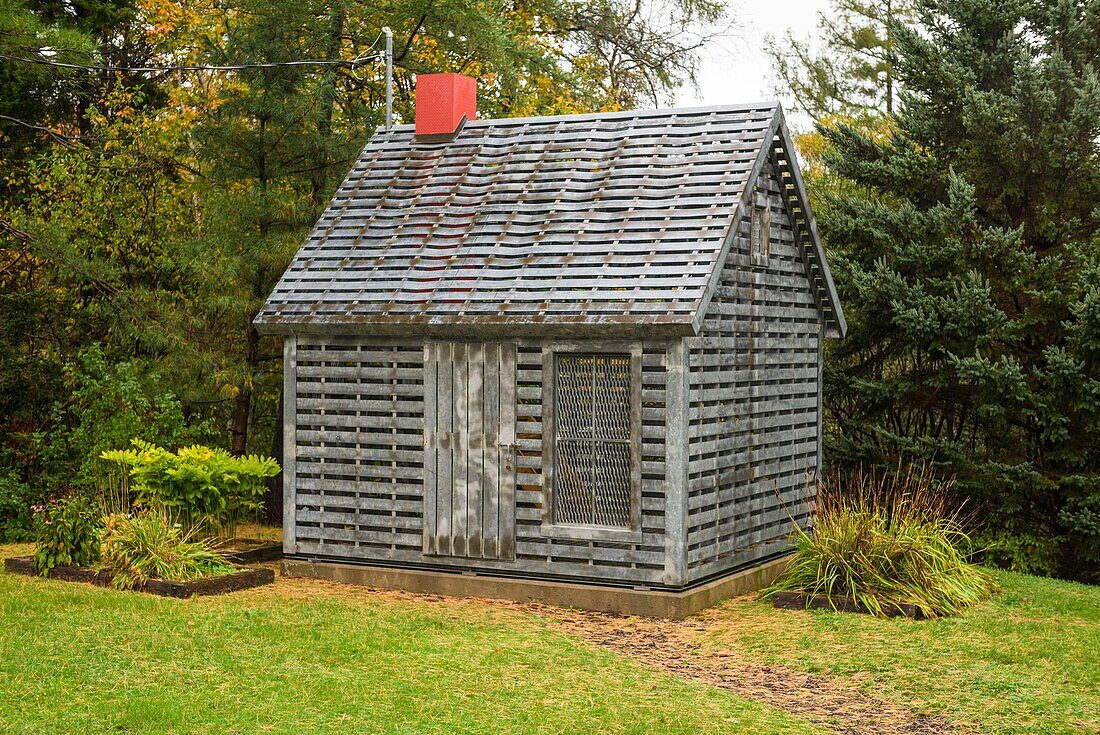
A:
423;342;517;560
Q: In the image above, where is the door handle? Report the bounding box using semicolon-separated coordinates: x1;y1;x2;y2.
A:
499;442;516;472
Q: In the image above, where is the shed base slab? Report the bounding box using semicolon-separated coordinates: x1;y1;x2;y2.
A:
280;556;791;619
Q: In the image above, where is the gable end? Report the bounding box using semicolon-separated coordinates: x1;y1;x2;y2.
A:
691;108;846;339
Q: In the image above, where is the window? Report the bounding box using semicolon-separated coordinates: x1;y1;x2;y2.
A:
549;352;638;530
751;198;771;264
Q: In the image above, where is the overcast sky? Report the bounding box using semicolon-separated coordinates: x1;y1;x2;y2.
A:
675;0;830;121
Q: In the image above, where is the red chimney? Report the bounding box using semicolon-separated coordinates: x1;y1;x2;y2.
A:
415;73;476;137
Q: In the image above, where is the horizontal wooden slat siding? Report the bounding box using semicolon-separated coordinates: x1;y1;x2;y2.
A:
292;335;673;587
684;154;821;582
293;340;427;558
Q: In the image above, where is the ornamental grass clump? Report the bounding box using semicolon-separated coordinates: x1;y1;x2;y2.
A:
98;512;236;590
766;464;995;618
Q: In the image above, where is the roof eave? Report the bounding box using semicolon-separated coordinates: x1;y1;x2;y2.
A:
771;110;848;339
689;103;848;339
252;314;698;340
690;108;785;335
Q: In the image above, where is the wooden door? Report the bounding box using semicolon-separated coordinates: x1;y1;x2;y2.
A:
423;342;516;560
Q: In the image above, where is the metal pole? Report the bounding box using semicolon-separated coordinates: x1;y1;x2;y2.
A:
382;27;393;130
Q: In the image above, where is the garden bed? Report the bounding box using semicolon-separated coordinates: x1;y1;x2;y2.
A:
3;556;274;598
220;539;282;564
771;590;927;619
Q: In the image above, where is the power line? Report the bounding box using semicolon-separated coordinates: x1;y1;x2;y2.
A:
0;51;384;74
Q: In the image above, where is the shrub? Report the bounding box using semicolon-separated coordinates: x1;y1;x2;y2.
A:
973;529;1057;578
35;344;214;495
101;440;279;536
765;464;996;618
0;466;36;542
98;512;235;589
32;494;103;574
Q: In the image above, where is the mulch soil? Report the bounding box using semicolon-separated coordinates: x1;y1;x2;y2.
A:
531;603;962;735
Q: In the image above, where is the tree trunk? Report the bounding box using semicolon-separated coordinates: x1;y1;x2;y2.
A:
230;388;251;456
230;323;261;455
263;384;284;524
309;2;346;208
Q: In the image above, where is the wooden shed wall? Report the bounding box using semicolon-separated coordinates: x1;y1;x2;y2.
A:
285;336;678;587
684;151;822;583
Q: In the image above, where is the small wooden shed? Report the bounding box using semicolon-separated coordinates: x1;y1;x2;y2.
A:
255;76;846;610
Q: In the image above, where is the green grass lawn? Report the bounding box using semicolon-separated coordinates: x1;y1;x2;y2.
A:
2;542;1097;735
693;570;1100;735
0;547;822;735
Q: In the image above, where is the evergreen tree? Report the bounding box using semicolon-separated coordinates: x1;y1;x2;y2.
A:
820;0;1100;580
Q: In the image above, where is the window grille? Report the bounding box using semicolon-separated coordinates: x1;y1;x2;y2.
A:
553;353;634;528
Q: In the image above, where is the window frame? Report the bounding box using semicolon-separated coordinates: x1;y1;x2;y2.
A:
540;342;644;543
750;191;771;265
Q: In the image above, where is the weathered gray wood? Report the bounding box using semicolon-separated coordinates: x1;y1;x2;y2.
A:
688;111;782;337
422;343;439;555
423;341;517;561
498;343;517;560
483;343;500;559
255;104;839;341
283;335;298;556
288;322;836;590
292;540;671;585
683;155;824;585
467;342;484;558
539;349;557;531
452;342;469;557
817;321;824;485
437;346;453;555
663;338;689;587
297;492;422;513
772;117;847;337
265;320;697;341
629;346;644;533
538;343;647;541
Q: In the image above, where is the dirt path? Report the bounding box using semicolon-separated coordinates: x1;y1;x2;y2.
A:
526;603;962;735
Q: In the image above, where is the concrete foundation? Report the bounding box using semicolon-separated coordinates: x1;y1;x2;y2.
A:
280;555;792;619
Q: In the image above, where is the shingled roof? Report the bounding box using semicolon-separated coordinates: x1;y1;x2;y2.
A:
254;102;845;338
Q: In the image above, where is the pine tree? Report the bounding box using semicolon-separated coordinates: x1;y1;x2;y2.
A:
820;0;1100;580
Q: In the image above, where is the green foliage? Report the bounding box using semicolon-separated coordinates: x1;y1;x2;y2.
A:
97;511;235;589
101;439;279;535
974;529;1057;578
766;465;995;618
0;0;94;160
0;463;34;541
36;344;213;494
31;493;102;574
814;0;1100;582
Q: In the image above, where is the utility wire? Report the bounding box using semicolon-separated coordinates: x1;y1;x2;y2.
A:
0;52;384;74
